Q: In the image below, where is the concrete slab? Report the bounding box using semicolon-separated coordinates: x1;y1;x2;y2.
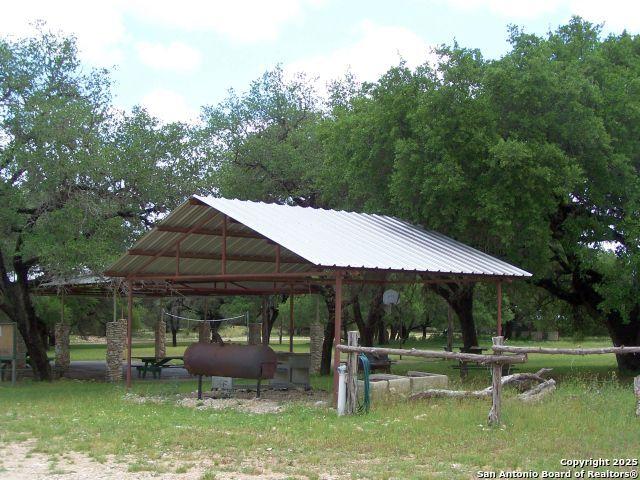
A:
369;373;411;396
358;377;389;402
406;371;449;392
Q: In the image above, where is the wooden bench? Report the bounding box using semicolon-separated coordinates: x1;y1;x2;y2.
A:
359;352;395;373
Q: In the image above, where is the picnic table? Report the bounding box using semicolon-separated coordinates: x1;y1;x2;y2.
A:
132;356;184;379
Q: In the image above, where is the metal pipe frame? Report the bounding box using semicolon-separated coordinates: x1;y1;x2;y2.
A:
333;271;343;403
497;281;503;336
107;269;521;286
127;210;220;278
289;287;294;353
127;249;309;265
126;279;133;389
113;271;329;282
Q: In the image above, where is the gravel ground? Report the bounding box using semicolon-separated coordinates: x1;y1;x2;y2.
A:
124;387;330;414
1;391;332;478
0;441;305;479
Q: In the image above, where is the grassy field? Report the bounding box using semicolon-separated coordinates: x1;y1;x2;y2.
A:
1;336;639;479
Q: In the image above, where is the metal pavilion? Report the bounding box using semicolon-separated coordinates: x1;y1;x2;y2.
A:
104;195;532;393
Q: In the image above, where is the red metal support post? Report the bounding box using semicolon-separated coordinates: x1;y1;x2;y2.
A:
289;287;294;353
126;279;133;389
222;215;228;289
333;271;343;402
261;296;268;345
497;280;502;336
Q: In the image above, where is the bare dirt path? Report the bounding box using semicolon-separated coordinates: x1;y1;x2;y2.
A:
0;441;296;480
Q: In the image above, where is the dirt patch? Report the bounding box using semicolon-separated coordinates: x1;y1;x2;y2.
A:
124;388;330;414
0;440;303;479
176;397;283;414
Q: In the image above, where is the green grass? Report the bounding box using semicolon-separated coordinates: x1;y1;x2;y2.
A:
1;336;639;479
387;336;626;382
69;336;312;361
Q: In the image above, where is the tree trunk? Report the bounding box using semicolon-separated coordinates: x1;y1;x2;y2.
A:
320;287;335;375
262;295;281;344
401;322;412;342
604;310;640;371
537;203;640;373
377;320;388;344
390;323;398;341
452;292;478;350
167;302;179;347
429;282;478;351
351;294;373;346
6;263;52;380
503;320;513;340
537;266;640;373
210;321;224;344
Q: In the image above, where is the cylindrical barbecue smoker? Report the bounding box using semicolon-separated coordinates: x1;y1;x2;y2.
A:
183;342;278;399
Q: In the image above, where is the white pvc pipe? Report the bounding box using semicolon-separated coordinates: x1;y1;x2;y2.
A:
337;364;347;416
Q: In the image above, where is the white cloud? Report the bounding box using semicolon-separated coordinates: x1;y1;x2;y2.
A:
0;0;128;65
128;0;323;43
140;88;198;124
287;20;435;88
136;41;203;72
440;0;562;19
0;0;326;67
436;0;640;31
570;0;640;32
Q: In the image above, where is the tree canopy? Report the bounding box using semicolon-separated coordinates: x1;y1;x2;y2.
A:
0;29;210;379
2;18;640;377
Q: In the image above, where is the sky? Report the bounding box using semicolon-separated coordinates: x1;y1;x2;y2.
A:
2;0;639;124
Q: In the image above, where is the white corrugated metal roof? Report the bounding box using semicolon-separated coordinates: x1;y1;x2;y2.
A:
195;196;530;277
106;195;531;280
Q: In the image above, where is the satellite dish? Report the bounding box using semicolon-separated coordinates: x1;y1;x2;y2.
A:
383;289;400;305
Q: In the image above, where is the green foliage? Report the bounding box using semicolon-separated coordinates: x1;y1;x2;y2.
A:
0;27;210;280
201;66;323;206
317;18;640;344
3;18;640;354
276;294;327;328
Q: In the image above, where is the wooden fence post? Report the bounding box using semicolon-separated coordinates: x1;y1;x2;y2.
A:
346;331;360;415
488;336;504;426
635;376;640;417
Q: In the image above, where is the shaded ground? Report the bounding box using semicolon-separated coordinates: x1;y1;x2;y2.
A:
10;361;191;381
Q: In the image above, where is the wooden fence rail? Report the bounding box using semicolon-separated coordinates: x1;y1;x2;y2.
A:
338;335;640;425
492;345;640;355
337;336;521;425
336;344;527;365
